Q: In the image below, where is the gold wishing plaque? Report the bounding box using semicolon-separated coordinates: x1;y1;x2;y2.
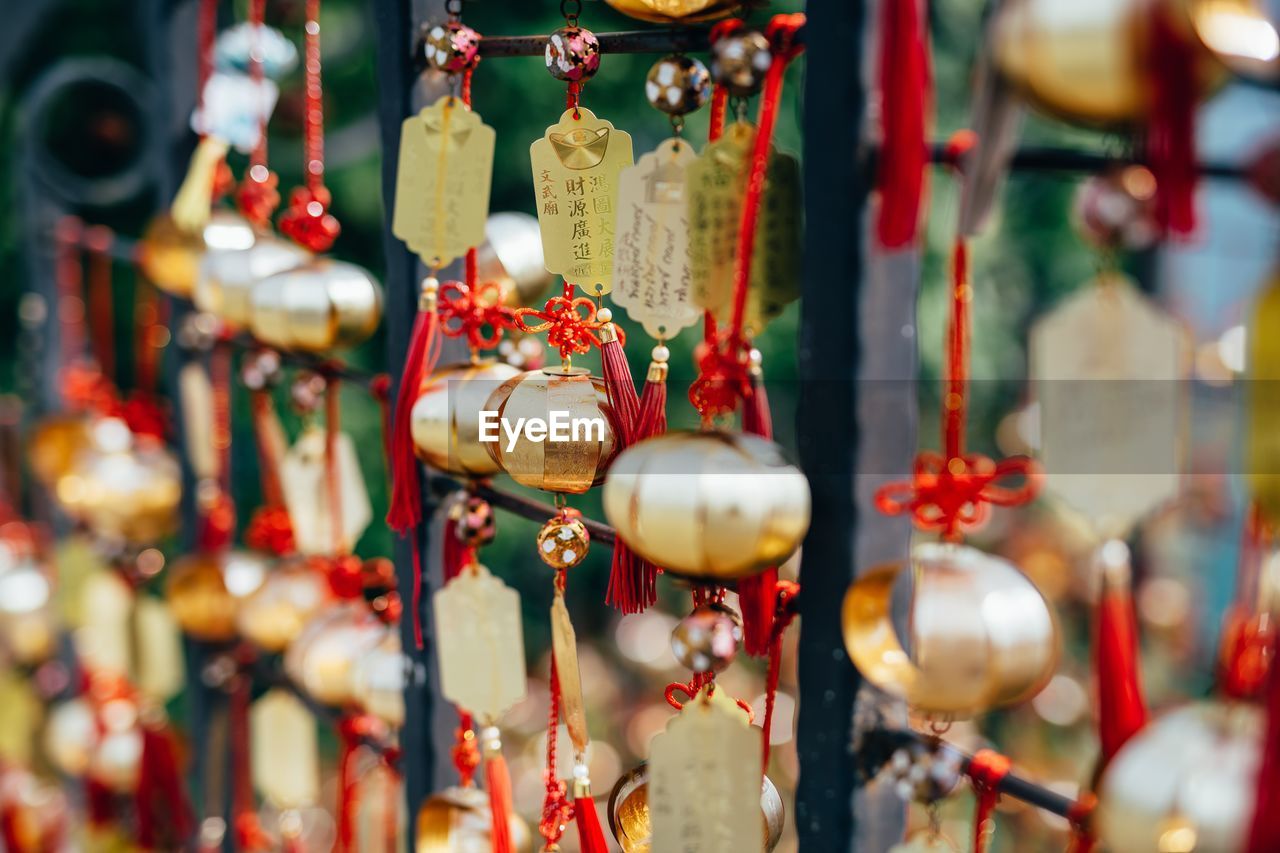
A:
0;671;40;765
1030;274;1190;536
530;107;634;295
251;689;320;809
392;95;495;267
687;122;802;335
551;594;589;755
279;427;373;556
433;564;527;721
649;687;761;853
135;596;186;702
610;138;701;339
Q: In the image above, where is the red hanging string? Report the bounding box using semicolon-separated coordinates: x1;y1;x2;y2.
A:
968;749;1011;853
875;0;931;248
739;358;778;653
707;19;744;143
324;376;345;555
200;341;236;552
1247;628;1280;852
453;709;480;788
84;226;115;383
237;0;280;227
196;0;217;108
279;0;340;251
540;654;574;849
1066;793;1098;853
55;217;86;375
336;716;365;852
760;580;799;771
1146;6;1198;238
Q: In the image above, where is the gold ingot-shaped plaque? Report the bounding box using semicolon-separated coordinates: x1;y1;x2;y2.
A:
433;564;527;721
0;671;41;765
687;122;801;335
649;687;761;852
551;594;588;755
251;688;320;809
279;427;373;555
610;139;701;340
1030;274;1189;536
1250;272;1280;526
392;96;495;266
134;596;186;702
530;107;634;295
75;569;134;678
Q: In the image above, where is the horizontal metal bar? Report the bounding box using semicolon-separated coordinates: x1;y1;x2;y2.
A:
472;480;617;546
927;141;1249;180
476;27;722;58
860;728;1081;819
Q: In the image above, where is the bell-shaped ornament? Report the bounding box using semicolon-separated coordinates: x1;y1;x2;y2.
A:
411;361;521;478
249;259;382;353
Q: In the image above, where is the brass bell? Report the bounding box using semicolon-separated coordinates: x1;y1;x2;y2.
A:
842;542;1058;719
165;550;269;643
669;604;743;673
604;0;743;25
194;220;307;329
27;415;92;488
415;785;532;852
711;29;773;97
411;361;521;478
545;26;601;82
476;212;556;308
992;0;1221;126
482;368;619;494
236;558;334;652
607;762;785;853
1097;701;1262;853
283;603;388;706
54;419;182;545
249;259;383;353
137;210;253;298
602;431;811;581
1188;0;1279;82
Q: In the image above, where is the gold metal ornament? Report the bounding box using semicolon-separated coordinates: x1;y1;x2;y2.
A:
54;419;182;545
283;603;389;707
27;415;91;487
249;259;383;353
236;558;335;652
136;215;201;297
536;511;590;570
604;0;743;24
195;228;309;329
410;360;521;477
415;785;533;853
476;212;556;308
645;55;712;116
992;0;1222;126
711;29;773;97
43;699;98;777
602;431;810;580
530;108;634;295
841;542;1058;719
669;604;743;674
482;369;619;494
432;564;527;721
1097;701;1262;853
1189;0;1280;82
609;760;785;853
164;552;245;643
545;26;602;82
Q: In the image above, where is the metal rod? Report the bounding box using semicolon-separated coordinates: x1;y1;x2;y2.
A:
476;27;731;58
471;481;617;546
928;142;1250;180
860;728;1081;819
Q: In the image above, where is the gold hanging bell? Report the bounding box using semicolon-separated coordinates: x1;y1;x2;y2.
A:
249;259;383;353
411;360;522;478
841;542;1058;719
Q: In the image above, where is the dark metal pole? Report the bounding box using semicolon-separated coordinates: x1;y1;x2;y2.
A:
794;0;868;849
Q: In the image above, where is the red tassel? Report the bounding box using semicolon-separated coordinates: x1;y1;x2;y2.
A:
1247;630;1280;853
574;795;609;853
442;505;477;582
388;280;440;650
1094;542;1148;769
136;722;195;851
875;0;931;248
484;740;515;853
635;357;668;441
602;322;659;614
1146;7;1198;238
336;717;366;853
968;749;1011;853
739;360;776;654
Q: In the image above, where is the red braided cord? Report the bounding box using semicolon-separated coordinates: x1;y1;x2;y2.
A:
84;226;115;382
760;580;800;771
325;376;344;555
540;653;574;846
968;749;1011;853
303;0;324;194
196;0;218;119
944;241;969;461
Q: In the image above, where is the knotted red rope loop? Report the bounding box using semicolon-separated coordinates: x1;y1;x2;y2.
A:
968;749;1011;853
244;505;295;556
874;451;1041;541
438;279;518;351
452;710;481;787
539;655;575;848
663;681;754;721
514;288;620;362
